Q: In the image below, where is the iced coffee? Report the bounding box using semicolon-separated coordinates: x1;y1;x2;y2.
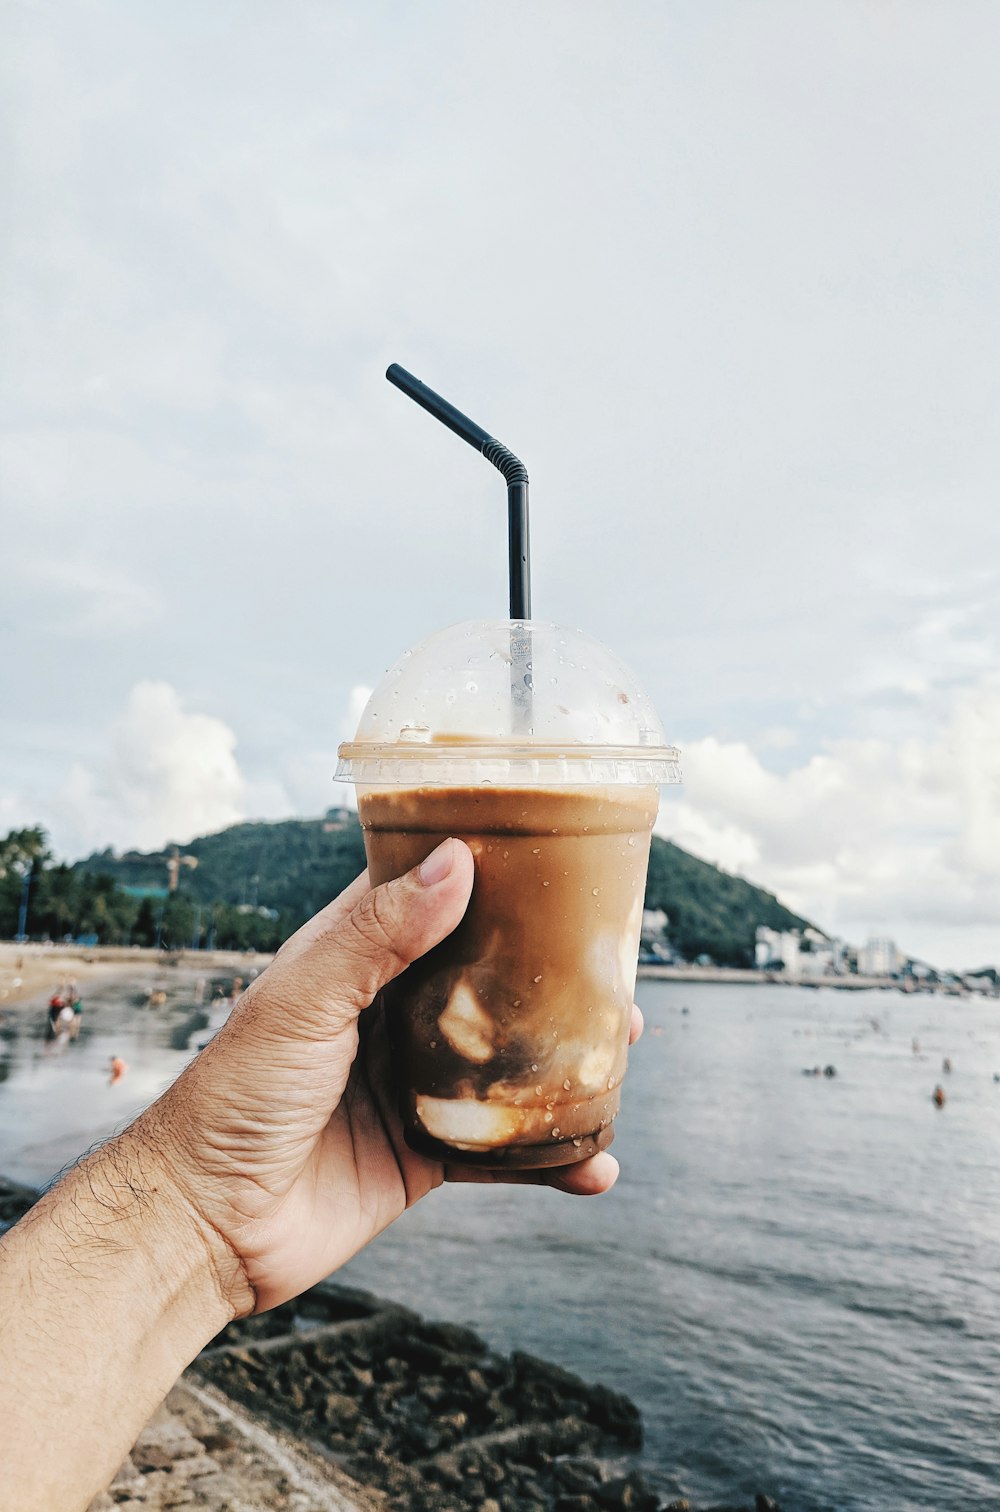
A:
360;783;658;1167
336;619;680;1170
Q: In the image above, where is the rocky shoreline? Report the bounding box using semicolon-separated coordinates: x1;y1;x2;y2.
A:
2;1178;781;1512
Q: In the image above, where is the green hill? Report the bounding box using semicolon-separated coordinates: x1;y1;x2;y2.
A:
76;812;811;967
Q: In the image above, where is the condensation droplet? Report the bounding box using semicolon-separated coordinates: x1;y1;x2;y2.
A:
627;836;636;847
542;881;550;887
592;888;600;896
562;1078;572;1091
513;999;522;1008
607;1076;616;1089
572;1137;583;1148
530;1063;539;1072
551;1127;562;1139
533;975;543;983
544;1111;554;1123
535;1085;543;1096
531;847;541;855
429;1040;437;1049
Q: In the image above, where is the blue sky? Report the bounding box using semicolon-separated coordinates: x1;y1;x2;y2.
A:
3;2;999;968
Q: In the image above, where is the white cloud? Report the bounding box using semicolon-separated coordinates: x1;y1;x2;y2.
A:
658;676;1000;967
50;681;246;855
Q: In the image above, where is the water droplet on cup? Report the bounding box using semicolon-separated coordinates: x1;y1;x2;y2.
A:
592;888;600;896
551;1127;561;1139
562;1078;571;1091
533;975;542;983
572;1137;583;1149
607;1076;615;1090
531;847;541;855
530;1063;539;1072
544;1111;554;1123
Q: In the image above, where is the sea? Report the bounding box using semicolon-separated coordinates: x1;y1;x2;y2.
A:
1;971;998;1511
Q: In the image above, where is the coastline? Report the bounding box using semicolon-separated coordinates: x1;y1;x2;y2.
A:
0;941;274;1010
2;941;953;1015
636;963;956;991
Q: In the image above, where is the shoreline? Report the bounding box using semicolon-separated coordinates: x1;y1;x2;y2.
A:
3;943;970;1013
635;963;979;993
0;941;273;1011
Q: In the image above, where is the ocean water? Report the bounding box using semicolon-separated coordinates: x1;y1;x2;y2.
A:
2;974;998;1510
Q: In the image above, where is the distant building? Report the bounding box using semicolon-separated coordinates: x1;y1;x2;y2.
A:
323;806;355;833
641;908;669;940
756;925;842;979
755;926;802;977
858;936;902;977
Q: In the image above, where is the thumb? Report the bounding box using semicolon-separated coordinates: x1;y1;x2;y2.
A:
252;837;475;1041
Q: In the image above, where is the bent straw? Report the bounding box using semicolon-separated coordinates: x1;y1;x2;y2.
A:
385;364;531;620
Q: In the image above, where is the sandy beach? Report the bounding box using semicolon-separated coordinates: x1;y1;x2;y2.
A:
0;941;274;1011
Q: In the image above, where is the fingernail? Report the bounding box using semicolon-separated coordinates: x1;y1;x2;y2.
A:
419;838;455;887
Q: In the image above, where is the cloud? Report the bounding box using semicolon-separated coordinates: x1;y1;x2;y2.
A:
51;681;246;855
658;675;1000;964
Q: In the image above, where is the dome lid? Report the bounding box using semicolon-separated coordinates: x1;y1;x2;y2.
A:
336;620;681;788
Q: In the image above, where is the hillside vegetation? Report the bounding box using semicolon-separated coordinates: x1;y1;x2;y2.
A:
72;814;811;967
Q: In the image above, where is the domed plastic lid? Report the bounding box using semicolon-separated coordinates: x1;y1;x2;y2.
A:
336;620;681;787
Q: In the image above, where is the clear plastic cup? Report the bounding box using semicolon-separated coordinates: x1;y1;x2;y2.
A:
335;620;680;1169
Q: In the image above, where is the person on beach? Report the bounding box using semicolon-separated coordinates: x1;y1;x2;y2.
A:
0;842;636;1511
108;1055;127;1085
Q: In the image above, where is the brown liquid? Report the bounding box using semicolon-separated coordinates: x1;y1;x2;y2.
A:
359;784;658;1169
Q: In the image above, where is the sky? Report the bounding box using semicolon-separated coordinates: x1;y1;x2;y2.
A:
2;1;999;970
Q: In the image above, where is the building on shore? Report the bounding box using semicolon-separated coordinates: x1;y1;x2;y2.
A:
858;936;902;977
755;925;847;980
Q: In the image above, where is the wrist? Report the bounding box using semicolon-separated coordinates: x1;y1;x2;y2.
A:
112;1117;256;1328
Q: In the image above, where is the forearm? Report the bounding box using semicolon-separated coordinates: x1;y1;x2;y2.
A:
0;1128;241;1512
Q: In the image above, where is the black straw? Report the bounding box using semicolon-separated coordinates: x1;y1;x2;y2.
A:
386;364;531;620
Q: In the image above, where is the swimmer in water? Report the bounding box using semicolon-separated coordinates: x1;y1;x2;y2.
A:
108;1056;127;1086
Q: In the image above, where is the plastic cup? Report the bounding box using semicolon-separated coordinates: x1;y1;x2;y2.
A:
335;620;680;1169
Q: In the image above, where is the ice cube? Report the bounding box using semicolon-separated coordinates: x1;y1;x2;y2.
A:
438;980;494;1063
575;1042;619;1093
618;894;645;994
415;1094;526;1150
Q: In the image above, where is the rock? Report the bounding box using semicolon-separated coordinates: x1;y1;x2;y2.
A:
595;1469;661;1510
555;1459;604;1493
322;1390;361;1430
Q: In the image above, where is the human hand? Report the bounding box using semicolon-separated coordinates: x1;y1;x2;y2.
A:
136;837;641;1318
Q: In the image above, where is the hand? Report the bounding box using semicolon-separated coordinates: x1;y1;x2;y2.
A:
137;837;642;1317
